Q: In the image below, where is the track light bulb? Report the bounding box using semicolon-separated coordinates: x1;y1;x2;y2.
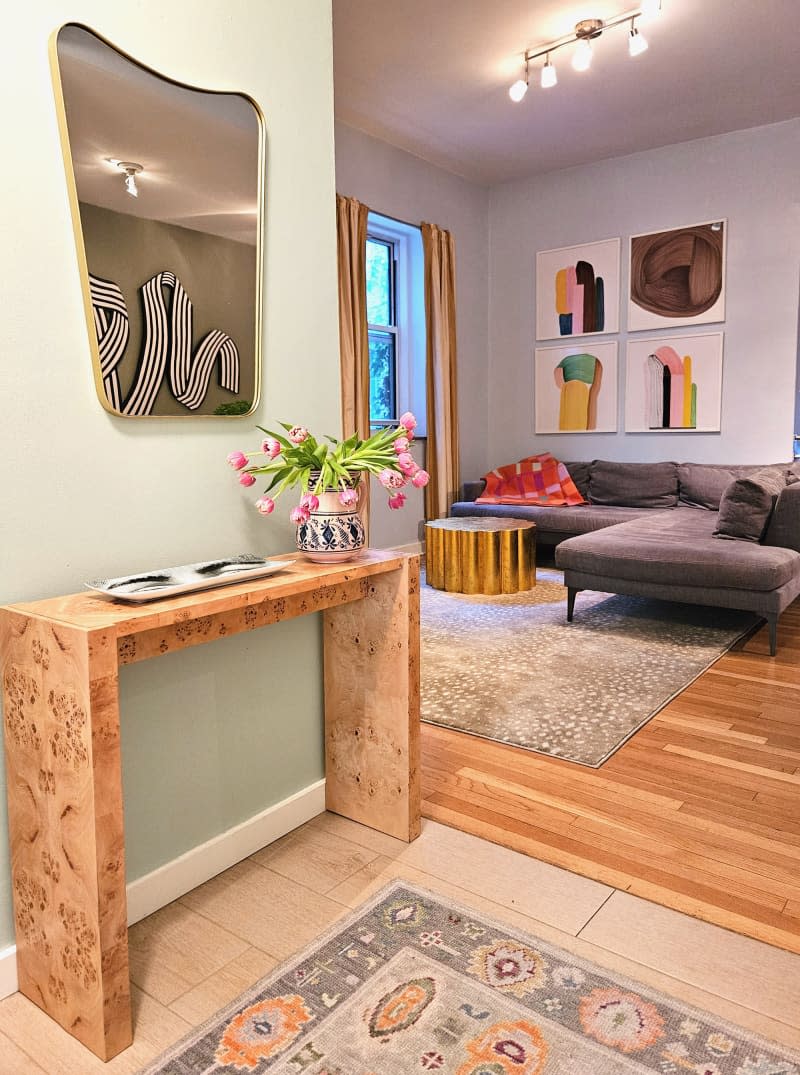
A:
629;25;648;56
541;56;557;88
509;78;528;102
572;37;593;72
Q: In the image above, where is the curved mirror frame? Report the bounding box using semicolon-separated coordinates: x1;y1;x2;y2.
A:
50;23;264;417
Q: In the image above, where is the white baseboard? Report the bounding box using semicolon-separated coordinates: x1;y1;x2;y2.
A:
391;540;423;555
0;946;17;1000
0;778;327;1000
126;778;327;925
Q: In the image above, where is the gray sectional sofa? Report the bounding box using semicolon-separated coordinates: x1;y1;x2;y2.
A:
451;460;800;654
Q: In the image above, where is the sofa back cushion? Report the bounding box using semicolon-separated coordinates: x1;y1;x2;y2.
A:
714;468;787;543
678;463;739;510
562;461;592;499
588;460;678;508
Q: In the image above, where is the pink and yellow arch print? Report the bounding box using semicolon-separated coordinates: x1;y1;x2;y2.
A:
624;332;723;434
645;345;697;429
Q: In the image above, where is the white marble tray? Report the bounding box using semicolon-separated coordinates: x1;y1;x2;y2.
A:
85;554;295;603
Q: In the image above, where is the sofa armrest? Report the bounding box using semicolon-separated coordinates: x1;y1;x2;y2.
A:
763;482;800;551
460;480;486;502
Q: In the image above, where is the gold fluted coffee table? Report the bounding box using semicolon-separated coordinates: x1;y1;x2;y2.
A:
425;517;536;594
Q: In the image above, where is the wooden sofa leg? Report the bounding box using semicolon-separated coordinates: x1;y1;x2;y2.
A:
767;613;778;657
567;587;580;622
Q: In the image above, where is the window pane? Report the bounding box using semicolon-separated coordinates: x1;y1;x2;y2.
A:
369;331;396;421
366;238;391;326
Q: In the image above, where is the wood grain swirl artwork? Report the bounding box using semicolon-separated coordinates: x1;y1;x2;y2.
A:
89;270;240;415
629;222;725;331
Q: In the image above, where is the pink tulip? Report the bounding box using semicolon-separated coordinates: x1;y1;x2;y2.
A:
239;473;256;487
255;497;275;515
379;468;405;490
339;488;358;507
394;436;409;454
388;492;407;510
227;450;248;470
290;506;310;525
261;437;281;459
412;468;430;488
397;452;418;476
288;426;309;445
300;492;319;511
399;412;417;432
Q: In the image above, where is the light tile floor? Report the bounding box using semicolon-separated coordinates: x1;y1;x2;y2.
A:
1;813;799;1073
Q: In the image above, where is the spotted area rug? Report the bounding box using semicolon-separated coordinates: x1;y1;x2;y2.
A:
421;569;757;766
143;882;798;1074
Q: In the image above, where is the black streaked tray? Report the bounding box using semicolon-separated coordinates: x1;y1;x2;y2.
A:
85;554;295;603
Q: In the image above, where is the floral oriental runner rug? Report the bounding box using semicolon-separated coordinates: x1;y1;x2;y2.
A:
143;881;797;1074
420;569;757;767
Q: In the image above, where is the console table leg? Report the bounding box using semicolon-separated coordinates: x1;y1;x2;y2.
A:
0;612;132;1060
323;556;421;841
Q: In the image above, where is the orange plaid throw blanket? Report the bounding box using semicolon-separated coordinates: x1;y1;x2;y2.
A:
476;453;585;506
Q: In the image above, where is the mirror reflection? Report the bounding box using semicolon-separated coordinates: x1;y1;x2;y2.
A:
53;24;262;417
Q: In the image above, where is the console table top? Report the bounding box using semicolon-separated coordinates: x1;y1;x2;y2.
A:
2;549;408;635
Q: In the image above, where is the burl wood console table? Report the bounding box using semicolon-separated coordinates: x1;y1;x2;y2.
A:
0;550;420;1061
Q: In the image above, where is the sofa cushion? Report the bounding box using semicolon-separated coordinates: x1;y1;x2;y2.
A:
450;501;651;536
714;469;786;543
588;460;678;508
556;508;800;592
764;482;800;551
677;463;739;510
563;461;592;499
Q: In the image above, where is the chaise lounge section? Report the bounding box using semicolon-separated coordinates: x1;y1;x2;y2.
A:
451;460;800;654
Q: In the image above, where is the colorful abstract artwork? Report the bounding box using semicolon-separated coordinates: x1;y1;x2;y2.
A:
535;341;618;433
628;220;726;332
625;333;723;433
536;238;620;340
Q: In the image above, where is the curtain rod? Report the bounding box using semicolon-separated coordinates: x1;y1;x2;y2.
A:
369;208;422;232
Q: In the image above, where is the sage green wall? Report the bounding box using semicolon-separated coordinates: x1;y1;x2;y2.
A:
0;1;339;948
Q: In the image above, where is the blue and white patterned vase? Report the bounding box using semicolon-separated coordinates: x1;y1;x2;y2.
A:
296;487;366;563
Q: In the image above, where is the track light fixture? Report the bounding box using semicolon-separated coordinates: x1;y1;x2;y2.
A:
508;57;529;101
628;17;649;56
509;3;661;102
541;53;557;88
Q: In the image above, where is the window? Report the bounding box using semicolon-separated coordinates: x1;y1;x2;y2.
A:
366;213;426;433
366;237;397;422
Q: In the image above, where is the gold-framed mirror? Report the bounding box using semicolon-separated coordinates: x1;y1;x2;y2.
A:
51;23;264;417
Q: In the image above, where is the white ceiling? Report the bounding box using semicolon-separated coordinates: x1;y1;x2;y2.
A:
56;25;260;244
332;0;800;185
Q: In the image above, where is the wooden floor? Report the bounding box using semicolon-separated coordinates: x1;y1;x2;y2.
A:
421;598;800;955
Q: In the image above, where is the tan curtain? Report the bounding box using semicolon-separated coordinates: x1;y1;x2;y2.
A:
336;194;371;533
421;222;460;520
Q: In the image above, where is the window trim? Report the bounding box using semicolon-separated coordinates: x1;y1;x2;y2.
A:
366;213;426;436
367;234;399;424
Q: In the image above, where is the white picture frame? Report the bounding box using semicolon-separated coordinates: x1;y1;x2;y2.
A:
624;332;724;433
628;220;727;332
535;341;618;434
536;237;620;341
